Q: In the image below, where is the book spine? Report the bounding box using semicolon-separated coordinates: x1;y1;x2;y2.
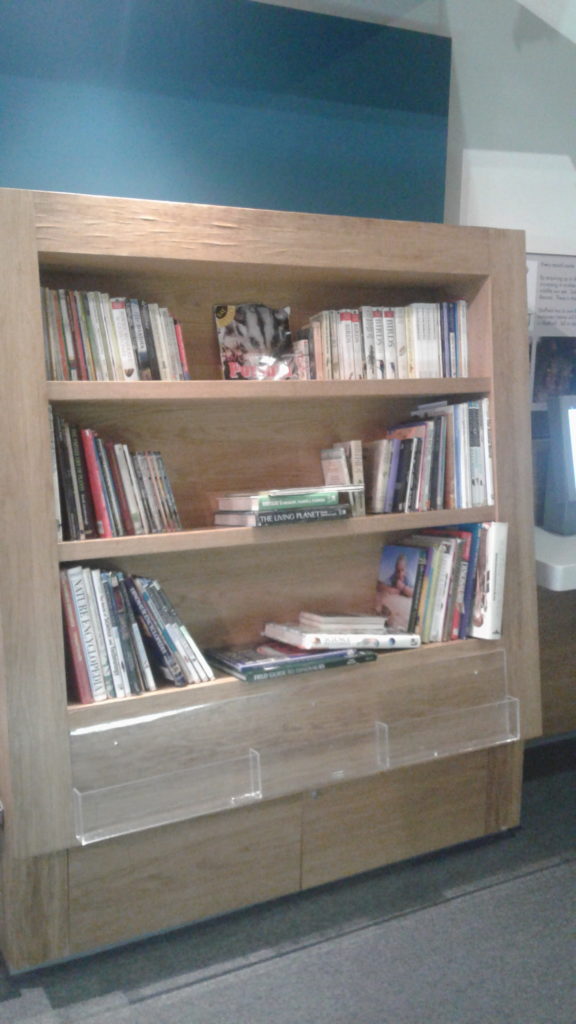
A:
117;574;157;691
469;522;508;639
125;297;152;380
173;318;191;380
60;570;94;704
110;297;140;380
125;576;188;686
107;572;144;693
146;578;213;681
256;505;351;525
80;428;113;538
228;652;377;682
66;567;108;701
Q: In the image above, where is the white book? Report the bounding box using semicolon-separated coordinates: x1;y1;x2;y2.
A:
161;307;184;381
262;622;420;650
91;569;129;698
110;297;140;381
469;522;508;640
147;302;172;379
381;308;398;379
371;307;386;379
334;440;365;517
299;612;389;632
394;306;409;378
66;567;108;701
360;306;377;379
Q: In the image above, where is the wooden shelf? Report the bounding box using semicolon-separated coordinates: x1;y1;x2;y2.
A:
58;507;495;561
46;377;492;404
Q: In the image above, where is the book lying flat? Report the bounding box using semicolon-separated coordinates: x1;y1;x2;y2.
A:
262;622;421;650
298;612;389;633
214;504;352;527
216;485;363;512
206;641;377;681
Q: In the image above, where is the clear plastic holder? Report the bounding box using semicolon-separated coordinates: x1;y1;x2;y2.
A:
378;696;520;770
69;649;519;844
72;747;262;845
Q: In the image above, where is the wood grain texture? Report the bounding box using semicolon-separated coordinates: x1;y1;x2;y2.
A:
68;796;302;953
0;188;542;968
0;190;74;857
301;743;523;888
537;587;576;735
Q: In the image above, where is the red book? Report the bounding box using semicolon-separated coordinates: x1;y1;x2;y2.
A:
80;428;113;538
60;571;93;704
173;319;191;380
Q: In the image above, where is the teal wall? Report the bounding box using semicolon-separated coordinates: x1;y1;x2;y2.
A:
0;0;451;221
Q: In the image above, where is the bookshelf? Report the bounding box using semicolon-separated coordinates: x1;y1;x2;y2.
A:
0;188;541;970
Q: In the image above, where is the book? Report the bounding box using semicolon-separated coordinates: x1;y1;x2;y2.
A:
298;612;388;632
469;522;509;639
214;302;294;381
216;486;345;512
262;622;421;650
206;642;377;682
214;504;352;527
375;544;429;633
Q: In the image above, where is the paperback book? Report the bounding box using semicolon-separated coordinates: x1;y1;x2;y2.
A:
214;302;295;380
206;642;377;682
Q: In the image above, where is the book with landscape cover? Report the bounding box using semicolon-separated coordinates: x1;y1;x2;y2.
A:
206;642;377;682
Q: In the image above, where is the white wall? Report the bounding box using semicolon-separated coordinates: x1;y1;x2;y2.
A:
254;0;576;252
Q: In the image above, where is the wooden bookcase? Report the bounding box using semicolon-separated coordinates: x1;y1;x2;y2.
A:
0;188;541;971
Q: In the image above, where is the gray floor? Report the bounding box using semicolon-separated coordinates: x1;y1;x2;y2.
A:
1;748;574;1024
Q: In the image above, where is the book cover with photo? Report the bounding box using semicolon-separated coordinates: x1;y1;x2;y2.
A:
375;543;427;633
214;302;295;380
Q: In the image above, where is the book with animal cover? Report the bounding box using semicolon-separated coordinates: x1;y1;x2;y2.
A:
262;622;421;650
469;521;509;640
214;504;352;527
216;486;349;512
298;612;388;632
214;302;294;380
375;543;429;633
206;642;377;682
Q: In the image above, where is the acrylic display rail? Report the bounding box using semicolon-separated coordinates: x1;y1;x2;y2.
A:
69;650;518;845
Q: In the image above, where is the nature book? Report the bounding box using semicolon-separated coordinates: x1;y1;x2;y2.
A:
214;505;352;527
206;642;377;682
216;486;345;512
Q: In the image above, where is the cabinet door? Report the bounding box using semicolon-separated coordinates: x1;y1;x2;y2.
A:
68;795;303;953
301;743;522;889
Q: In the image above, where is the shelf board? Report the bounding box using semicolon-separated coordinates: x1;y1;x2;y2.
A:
58;507;495;561
46;377;491;405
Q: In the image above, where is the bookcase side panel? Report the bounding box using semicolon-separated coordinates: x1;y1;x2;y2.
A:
0;189;74;857
488;229;542;738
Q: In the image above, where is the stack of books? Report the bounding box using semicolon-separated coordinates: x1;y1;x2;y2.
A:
375;522;508;643
262;612;420;650
206;640;377;682
42;287;190;381
213;485;362;527
51;410;182;540
61;568;213;704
